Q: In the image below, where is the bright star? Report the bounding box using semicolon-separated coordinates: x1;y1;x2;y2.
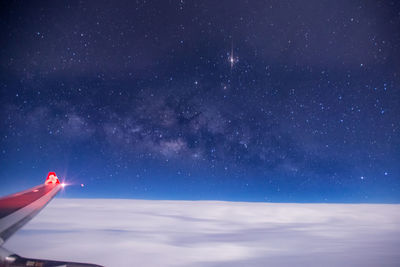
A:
228;54;238;69
228;42;238;69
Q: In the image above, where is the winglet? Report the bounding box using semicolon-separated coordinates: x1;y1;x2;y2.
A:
45;172;60;185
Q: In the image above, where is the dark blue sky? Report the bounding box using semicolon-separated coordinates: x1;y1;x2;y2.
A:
0;0;399;202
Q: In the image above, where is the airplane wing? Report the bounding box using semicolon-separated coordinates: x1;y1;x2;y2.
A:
0;172;103;267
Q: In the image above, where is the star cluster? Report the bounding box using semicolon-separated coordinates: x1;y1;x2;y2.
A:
0;0;399;202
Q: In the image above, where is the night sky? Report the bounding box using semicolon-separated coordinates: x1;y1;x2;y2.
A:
0;0;399;203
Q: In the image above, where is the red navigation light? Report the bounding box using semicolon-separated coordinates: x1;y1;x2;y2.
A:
45;172;60;185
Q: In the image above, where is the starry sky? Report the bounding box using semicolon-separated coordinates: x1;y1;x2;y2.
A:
0;0;399;203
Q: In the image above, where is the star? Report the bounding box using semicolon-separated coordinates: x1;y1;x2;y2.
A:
228;43;238;69
228;54;238;69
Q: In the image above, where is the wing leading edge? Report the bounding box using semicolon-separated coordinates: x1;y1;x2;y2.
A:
0;172;103;267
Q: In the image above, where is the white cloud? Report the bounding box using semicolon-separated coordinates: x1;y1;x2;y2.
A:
4;200;400;267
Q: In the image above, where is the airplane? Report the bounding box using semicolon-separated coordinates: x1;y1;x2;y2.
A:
0;172;103;267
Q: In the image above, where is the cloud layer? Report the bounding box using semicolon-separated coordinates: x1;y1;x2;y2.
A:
4;199;400;267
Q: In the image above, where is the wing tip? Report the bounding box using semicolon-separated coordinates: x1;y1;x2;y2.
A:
45;172;60;185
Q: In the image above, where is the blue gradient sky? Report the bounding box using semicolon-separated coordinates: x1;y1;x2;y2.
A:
0;0;399;202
